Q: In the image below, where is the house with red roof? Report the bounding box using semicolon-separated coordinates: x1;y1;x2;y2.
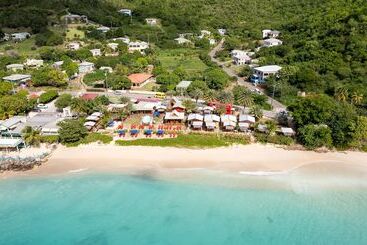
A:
81;93;98;101
128;73;154;88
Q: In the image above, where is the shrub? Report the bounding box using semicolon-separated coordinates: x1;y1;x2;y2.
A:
38;90;58;104
40;135;59;144
254;132;294;146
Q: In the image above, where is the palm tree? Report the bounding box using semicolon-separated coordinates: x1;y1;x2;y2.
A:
190;88;204;103
237;90;254;108
265;120;277;136
22;126;41;147
182;99;197;113
250;105;263;121
203;89;218;103
216;91;233;104
351;92;363;105
335;87;349;102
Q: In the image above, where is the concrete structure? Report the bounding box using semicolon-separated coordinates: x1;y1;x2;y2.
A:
233;53;251;65
176;80;192;93
218;29;227;36
78;62;95;74
263;38;283;47
112;37;130;44
280;127;295;137
253;65;282;82
11;32;30;42
2;74;31;83
174;37;191;45
90;49;102;57
128;73;154;88
199;30;211;39
67;42;80;51
53;61;64;69
118;9;132;16
262;30;280;39
96;26;110;33
107;43;119;52
24;59;44;68
6;64;24;72
63;14;88;24
145;18;158;25
128;41;149;53
209;38;216;45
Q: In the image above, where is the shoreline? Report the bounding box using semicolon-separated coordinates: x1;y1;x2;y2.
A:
1;143;366;181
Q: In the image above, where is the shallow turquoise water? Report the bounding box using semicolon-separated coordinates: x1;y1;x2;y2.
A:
1;173;367;245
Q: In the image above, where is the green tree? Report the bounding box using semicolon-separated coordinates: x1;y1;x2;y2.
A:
334;87;349;102
107;75;132;90
32;67;68;87
156;73;180;92
55;94;72;110
189;88;204;103
182;99;196;113
204;68;230;90
216;91;233;104
58;120;88;143
350;92;363;105
298;124;333;150
250;105;263;121
0;81;13;95
22;126;41;147
38;90;58;104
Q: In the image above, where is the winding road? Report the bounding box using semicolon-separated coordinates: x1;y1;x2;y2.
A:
209;39;287;113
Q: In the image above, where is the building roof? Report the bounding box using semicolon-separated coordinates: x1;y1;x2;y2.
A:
204;114;220;122
79;62;94;66
239;115;255;123
221;114;237;122
2;74;31;82
0;116;26;130
187;113;204;121
128;73;153;84
264;38;282;43
175;37;191;43
176;80;192;89
281;127;295;135
6;64;24;68
0;138;24;148
26;113;60;128
164;110;185;120
81;93;98;101
254;65;282;73
132;101;161;112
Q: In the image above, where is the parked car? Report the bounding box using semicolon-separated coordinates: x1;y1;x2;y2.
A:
250;74;260;84
37;104;48;110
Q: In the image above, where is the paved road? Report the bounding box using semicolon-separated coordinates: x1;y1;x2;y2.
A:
209;39;286;112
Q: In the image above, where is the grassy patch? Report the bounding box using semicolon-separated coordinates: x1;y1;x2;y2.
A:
0;38;38;56
65;133;113;147
115;133;250;148
157;49;208;74
66;28;85;40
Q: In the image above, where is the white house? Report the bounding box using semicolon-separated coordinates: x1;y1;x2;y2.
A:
233;53;251;65
280;127;295;137
6;64;24;72
53;61;64;69
145;18;158;25
107;43;119;52
174;37;191;45
99;66;113;73
96;26;110;33
263;38;283;47
78;62;95;74
262;29;280;39
209;38;216;45
24;59;44;68
118;9;132;16
128;41;149;53
218;29;227;36
90;49;102;57
67;42;80;51
112;37;130;44
11;32;30;42
253;65;282;82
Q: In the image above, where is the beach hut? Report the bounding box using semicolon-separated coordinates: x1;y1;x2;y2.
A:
220;115;237;131
204;114;220;130
238;115;255;132
187;113;204;130
257;124;268;133
164;110;185;123
84;121;96;130
86;115;100;122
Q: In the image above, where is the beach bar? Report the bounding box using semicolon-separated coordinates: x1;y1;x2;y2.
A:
0;138;24;151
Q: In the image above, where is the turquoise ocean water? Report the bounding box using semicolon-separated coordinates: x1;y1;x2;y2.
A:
1;172;367;245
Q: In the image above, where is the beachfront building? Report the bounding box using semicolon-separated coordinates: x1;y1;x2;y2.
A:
145;18;158;26
24;59;44;69
2;74;32;84
0;116;27;137
238;114;256;132
78;62;95;74
187;113;204;130
132;101;163;113
263;38;283;47
204;114;220;130
164;110;185;123
253;65;282;83
0;138;25;151
40;119;64;136
128;73;154;88
128;41;149;53
6;64;24;72
90;49;102;57
118;9;132;16
220;114;237;131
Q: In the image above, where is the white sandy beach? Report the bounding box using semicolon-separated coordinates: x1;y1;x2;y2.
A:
1;144;366;179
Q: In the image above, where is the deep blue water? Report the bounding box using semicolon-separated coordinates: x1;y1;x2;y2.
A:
0;173;367;245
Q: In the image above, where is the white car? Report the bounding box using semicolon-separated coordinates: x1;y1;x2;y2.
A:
37;104;48;110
